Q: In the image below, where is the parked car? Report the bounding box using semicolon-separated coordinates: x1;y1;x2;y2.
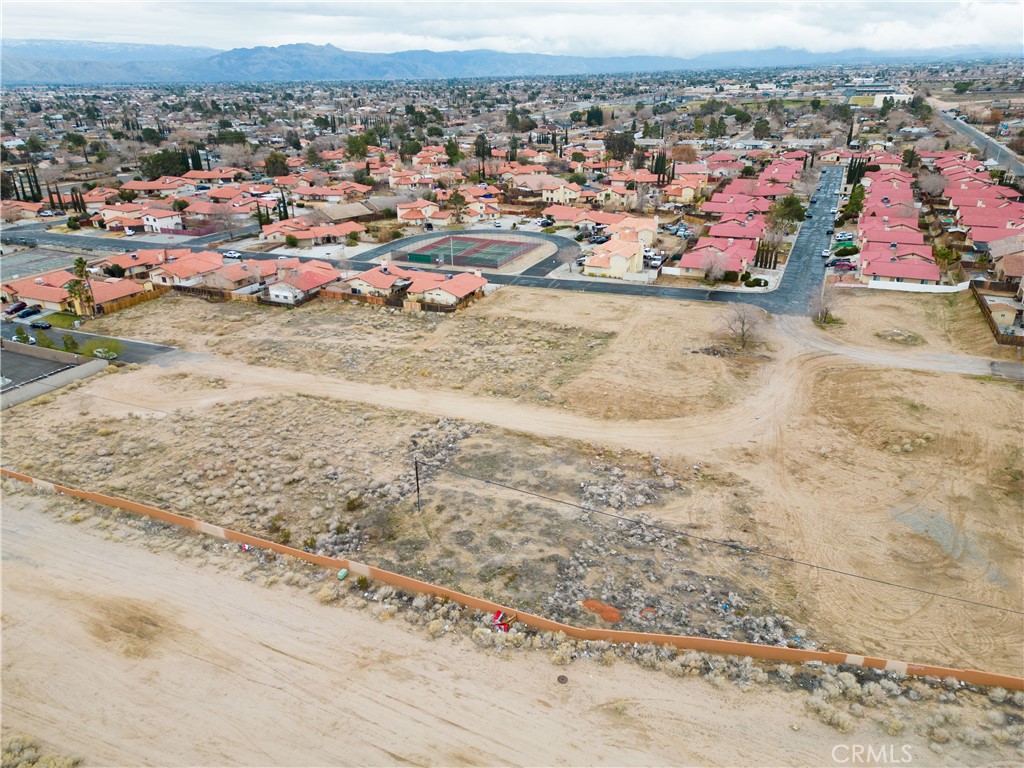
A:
810;196;818;203
826;227;834;234
539;219;554;227
17;307;41;319
493;221;502;228
821;248;831;257
29;320;51;329
833;262;857;271
588;235;609;244
826;257;853;267
39;210;55;217
223;250;242;258
575;256;587;266
92;348;118;360
4;301;27;315
424;222;433;231
805;211;813;218
830;207;838;214
836;233;854;242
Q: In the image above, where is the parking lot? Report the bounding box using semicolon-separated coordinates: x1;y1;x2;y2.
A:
0;346;74;391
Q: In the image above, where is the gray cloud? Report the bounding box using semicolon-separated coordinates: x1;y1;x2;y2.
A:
2;0;1020;56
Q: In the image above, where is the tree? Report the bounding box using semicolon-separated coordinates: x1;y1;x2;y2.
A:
444;138;463;165
812;285;843;324
447;190;467;224
305;145;321;166
902;148;919;169
953;81;973;94
103;264;127;278
263;150;289;178
63;131;89;161
34;329;55;349
585;106;604;126
671;144;698;162
13;326;31;344
721;304;762;349
916;171;946;198
285;234;299;248
752;118;771;140
701;250;727;282
67;257;95;316
771;194;806;223
63;333;80;353
139;149;189;180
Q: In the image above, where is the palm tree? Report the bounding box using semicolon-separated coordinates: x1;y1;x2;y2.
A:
68;256;95;316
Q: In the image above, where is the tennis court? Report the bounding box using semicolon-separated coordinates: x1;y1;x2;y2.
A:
402;235;538;269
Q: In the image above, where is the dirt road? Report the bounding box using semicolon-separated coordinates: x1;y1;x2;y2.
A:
3;493;972;768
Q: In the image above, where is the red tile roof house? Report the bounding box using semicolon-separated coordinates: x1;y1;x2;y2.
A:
201;260;277;292
121;177;197;197
408;272;488;307
343;265;414;298
260;218;365;245
182;167;248;182
677;239;755;278
988;233;1024;286
0;200;46;219
1;271;145;314
149;251;225;287
94;247;184;279
265;264;341;305
859;257;941;285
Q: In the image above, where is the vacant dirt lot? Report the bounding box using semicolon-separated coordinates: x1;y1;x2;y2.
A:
4;286;1019;765
10;286;1020;680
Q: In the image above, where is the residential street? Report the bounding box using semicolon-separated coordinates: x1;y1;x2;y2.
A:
936;111;1024;176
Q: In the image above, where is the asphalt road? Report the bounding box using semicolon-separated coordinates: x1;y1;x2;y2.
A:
0;320;174;364
937;112;1024;176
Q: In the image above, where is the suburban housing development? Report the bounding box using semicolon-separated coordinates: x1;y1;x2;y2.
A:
1;29;1023;768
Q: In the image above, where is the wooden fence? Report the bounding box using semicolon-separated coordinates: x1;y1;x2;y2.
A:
3;468;1021;691
97;286;172;315
970;282;1024;346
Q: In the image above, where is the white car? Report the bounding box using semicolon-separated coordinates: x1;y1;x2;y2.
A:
821;248;831;257
223;250;242;258
493;221;502;228
93;348;118;360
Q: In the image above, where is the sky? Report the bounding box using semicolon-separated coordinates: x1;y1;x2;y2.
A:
2;0;1021;57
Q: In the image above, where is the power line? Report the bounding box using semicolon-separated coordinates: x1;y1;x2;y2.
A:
416;460;1024;617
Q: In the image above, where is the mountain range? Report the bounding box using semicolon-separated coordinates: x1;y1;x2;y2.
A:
0;40;1015;85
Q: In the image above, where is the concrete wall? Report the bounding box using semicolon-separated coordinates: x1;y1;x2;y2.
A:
3;468;1021;691
1;338;88;364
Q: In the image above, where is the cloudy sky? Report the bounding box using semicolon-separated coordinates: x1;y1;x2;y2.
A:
3;0;1020;56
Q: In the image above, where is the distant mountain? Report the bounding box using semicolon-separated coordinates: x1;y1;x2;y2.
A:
2;38;222;62
0;41;1016;85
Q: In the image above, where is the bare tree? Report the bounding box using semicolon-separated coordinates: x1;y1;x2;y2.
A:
917;172;947;199
811;284;844;324
721;304;763;349
701;249;727;282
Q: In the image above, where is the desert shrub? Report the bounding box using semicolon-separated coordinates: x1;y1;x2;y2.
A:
835;245;859;257
278;528;292;545
551;642;575;665
302;535;316;549
316;586;336;604
740;271;751;281
745;277;768;287
354;576;370;590
267;513;284;533
722;270;740;283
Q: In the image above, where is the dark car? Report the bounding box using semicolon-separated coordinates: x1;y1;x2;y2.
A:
826;257;853;268
539;219;555;227
4;301;27;315
17;307;41;319
588;235;610;244
826;227;834;234
29;320;52;329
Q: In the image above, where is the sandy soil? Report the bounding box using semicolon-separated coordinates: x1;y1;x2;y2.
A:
3;285;1023;766
3;493;1019;768
9;288;1022;678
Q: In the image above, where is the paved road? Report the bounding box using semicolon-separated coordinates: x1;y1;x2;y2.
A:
937;112;1024;176
0;321;174;364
